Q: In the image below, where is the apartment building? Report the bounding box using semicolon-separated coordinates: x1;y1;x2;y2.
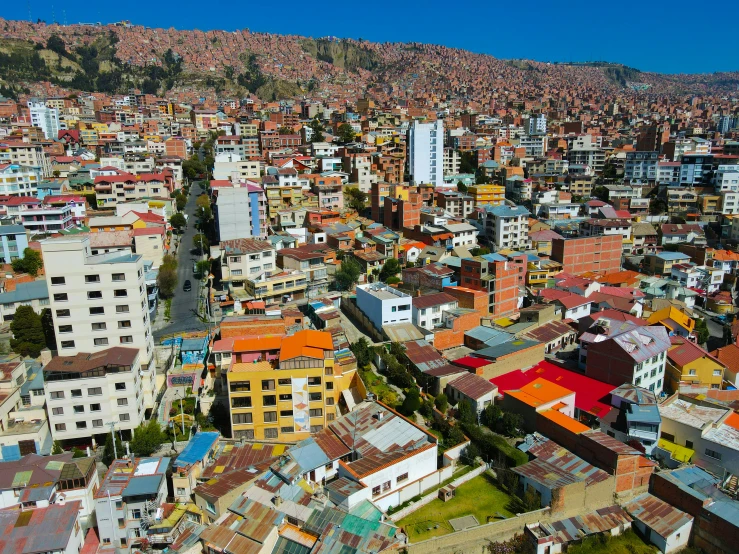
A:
277;246;330;299
408;120;443;186
624;151;659;184
43;347;146;444
0;142;52;178
476;204;530;250
443;147;461;175
214;185;267;241
0;163;39;196
20;202;74;234
227;330;353;442
42;237;155;377
679;154;714;186
460;254;527;318
95;456;170;551
219;238;275;290
550;235;622;274
0;225;28;264
356;283;413;331
715;165;739;192
94;171;174;206
468;184;506;207
437;191;474;218
244;269;308;304
28;100;60;140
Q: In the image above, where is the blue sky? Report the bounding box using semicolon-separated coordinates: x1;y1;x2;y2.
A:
6;1;739;74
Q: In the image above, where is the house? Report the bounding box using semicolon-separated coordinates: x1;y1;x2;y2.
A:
647;306;695;338
600;385;661;456
412;292;459;331
519;320;578;354
0;280;48;322
502;377;577;432
623;493;693;553
355;283;412;332
538;289;592;321
660;223;706;246
445;372;497;415
0;225;29;264
0;500;85;554
171;432;220;502
644;252;693;276
666;337;724;392
710;343;739;387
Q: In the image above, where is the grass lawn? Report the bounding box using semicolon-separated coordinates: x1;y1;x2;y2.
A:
359;368;399;406
397;472;514;543
567;529;660;554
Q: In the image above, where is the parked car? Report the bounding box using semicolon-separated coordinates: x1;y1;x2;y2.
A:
183;280;192;292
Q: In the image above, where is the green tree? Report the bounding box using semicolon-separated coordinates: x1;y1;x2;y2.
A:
457;181;468;193
400;387;421;416
10;306;45;358
501;412;524;437
40;308;56;350
278;126;294;135
51;441;64;455
72;447;87;458
335;258;362;291
435;393;449;413
170;213;186;232
157;265;178;298
649;198;667;215
309;118;325;143
482;404;502;428
193;234;210;254
470;246;491;256
521;486;541;510
345;187;368;212
196;260;211;278
102;431;123;466
337;123;356;143
176;195;187;212
11;248;43;276
592;186;609;202
350;338;373;368
446;425;465;446
130;419;165;457
694;318;710;345
379;258;401;282
183;157;205;180
457;400;475;424
460;151;476;174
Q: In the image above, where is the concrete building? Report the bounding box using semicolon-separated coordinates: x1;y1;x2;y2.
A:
42;237;155;370
218;238;276;291
600;385;661;456
0;142;52;178
28;100;60;140
475;204;530;250
0;500;85;553
0;224;28;264
550;235;622;275
624;151;659;184
0;163;39;197
666;337;724;392
0;279;48;322
408;120;443;186
623;493;693;554
95;456;170;551
356;283;412;332
214;184;268;241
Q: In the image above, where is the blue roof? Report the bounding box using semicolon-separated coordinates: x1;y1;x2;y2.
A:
475;338;541;360
181;337;208;352
480;253;507;263
173;432;219;467
0;225;26;236
656;252;691;260
123;474;164;497
0;280;48;304
484;205;530;217
465;326;514;347
626;404;662;425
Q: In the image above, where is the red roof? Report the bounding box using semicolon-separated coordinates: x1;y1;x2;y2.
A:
491;361;615;418
452;356;491;369
133;227;165;236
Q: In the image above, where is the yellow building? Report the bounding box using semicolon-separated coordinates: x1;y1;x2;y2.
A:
666;337;725;392
227;330;355;442
468;184;505;207
244;269;308;303
646;306;695;338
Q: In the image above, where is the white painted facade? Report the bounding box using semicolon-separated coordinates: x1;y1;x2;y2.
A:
408;120;444;186
356;283;412;331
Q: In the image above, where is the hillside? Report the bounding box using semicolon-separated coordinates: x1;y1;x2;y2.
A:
0;18;737;100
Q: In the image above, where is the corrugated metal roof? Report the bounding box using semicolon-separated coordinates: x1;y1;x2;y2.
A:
174;432;220;467
623;493;693;539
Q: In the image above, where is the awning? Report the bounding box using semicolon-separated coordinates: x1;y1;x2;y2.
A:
658;438;694;463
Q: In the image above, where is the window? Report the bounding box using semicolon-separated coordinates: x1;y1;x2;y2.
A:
232;413;253;424
61;340;75;349
230;382;251;393
92;322;106;331
89;307;104;315
262;379;275;391
397;472;409;483
309;408;323;417
281;426;294;433
326;397;334;406
51;391;64;400
309;392;322;401
52;407;63;416
94;338;109;346
372;486;381;496
85;275;100;283
58;325;73;333
117;398;128;406
310;425;323;433
308;377;321;386
278;378;291;386
686;440;694;449
116;305;129;313
120;336;133;344
53;293;68;302
382;480;391;492
93;419;103;428
205;501;216;514
87;291;103;299
118;320;131;329
264;411;277;423
51;276;65;285
55;423;66;432
705;448;722;460
112;273;125;282
90;403;101;412
264;428;278;439
231;397;252;408
279;393;292;401
114;289;127;297
73;405;84;414
280;410;294;417
76;421;87;429
714;370;722;376
131;508;142;519
115;383;126;391
56;309;70;317
326;382;333;390
119;413;130;422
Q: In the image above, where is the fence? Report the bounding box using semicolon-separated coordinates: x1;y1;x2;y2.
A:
390;464;488;522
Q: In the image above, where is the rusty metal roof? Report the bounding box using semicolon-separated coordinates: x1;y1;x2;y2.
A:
623;493;693;540
0;500;81;553
534;505;633;544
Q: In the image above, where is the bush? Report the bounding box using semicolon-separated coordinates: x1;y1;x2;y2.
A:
400;387;421;416
435;393;448;413
462;421;528;467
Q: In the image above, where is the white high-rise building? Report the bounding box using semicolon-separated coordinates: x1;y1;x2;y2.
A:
28;101;60;140
41;237;156;416
408;120;443;186
527;114;547;135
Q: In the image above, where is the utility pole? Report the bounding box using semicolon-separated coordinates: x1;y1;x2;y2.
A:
109;422;118;460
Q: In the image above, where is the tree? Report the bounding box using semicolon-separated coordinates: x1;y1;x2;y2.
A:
350;338;373;368
400;387;421;416
649;198;667;215
40;308;56;350
10;306;45;358
176;195;187;212
460;151;476;174
11;248;43;276
72;447;87;458
102;431;123;466
379;258;401;282
592;186;609;202
196;260;211;278
482;404;502;428
464;443;481;464
457;181;468;193
470;246;491;256
309;118;325;143
278;126;294;135
457;400;475;424
335;258;361;291
51;441;63;455
183;157;205;180
157;265;177;298
446;425;465;447
521;486;541;511
193;234;209;254
435;393;449;413
694;318;710;345
170;213;186;232
130;419;165;457
337;123;356;143
501;412;524;437
345;187;368;212
46;35;67;56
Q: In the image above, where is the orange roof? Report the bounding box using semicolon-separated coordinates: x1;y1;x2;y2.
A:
279;330;334;362
539;409;590;434
724;412;739;431
233;335;284;352
506;377;573;408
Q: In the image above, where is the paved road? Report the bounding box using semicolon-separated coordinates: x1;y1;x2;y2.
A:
153;184;207;340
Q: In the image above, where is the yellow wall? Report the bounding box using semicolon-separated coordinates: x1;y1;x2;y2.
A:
667;357;724;392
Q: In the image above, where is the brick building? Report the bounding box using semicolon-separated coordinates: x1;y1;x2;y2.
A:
551;235;622;274
460;255;527;318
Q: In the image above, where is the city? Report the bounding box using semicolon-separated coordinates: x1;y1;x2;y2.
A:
0;13;737;554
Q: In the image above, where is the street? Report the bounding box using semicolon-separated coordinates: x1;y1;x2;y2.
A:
153;183;207;340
